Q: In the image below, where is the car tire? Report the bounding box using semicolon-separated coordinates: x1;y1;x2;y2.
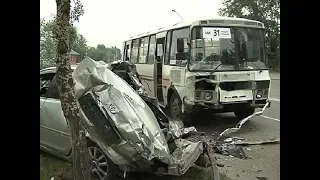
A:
87;140;122;180
168;92;192;126
233;107;255;120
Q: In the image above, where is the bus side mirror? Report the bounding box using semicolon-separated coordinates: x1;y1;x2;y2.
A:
177;38;184;53
176;52;188;60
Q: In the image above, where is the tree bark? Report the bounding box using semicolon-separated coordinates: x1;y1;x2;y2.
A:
55;0;91;180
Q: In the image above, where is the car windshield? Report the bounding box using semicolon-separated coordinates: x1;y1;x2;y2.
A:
189;26;267;71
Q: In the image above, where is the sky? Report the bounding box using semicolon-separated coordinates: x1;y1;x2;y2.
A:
40;0;223;49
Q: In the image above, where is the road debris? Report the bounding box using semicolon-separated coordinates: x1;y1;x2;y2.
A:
224;138;233;143
232;136;245;140
253;165;262;172
218;101;270;139
235;139;280;146
214;142;247;159
256;177;268;180
246;148;252;151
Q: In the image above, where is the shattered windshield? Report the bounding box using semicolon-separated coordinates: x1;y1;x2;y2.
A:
189;26;267;71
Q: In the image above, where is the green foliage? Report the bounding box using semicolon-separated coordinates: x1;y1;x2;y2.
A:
40;19;87;68
219;0;280;35
219;0;280;69
87;45;122;63
40;18;122;68
70;0;84;24
40;19;59;68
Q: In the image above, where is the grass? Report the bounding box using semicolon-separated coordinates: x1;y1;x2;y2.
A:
40;152;72;180
40;151;231;180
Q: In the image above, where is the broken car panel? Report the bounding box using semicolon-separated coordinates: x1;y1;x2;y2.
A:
73;58;209;176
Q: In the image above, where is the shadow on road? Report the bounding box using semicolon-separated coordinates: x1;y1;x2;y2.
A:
127;166;229;180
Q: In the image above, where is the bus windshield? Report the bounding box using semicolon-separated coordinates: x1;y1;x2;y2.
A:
189;26;267;71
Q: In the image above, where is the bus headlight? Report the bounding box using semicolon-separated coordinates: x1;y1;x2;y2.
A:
204;92;213;101
256;90;263;99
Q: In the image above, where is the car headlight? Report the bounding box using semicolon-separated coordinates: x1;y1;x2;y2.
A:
204;92;213;101
256;90;263;99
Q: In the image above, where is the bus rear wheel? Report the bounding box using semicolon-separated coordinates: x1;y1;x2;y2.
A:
168;92;192;126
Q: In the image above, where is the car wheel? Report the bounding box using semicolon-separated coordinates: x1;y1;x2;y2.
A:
87;141;122;180
168;92;192;126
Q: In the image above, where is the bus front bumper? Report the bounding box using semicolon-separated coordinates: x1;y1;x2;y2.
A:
183;97;271;113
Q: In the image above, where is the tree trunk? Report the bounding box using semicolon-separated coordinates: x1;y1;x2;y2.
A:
55;0;91;180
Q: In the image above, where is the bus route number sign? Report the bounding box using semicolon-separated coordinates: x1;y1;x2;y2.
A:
203;27;231;39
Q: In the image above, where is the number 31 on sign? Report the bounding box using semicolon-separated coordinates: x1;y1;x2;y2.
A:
202;27;231;39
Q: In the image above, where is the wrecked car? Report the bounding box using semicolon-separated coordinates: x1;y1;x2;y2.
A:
40;57;220;180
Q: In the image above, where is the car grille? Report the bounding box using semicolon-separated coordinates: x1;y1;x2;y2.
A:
78;93;121;146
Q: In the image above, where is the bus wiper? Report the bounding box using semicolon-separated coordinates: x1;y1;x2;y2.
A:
247;57;262;72
211;63;222;73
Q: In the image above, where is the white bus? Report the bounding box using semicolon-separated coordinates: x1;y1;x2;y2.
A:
121;17;271;124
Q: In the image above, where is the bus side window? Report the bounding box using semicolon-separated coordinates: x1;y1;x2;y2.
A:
125;42;131;61
138;37;149;64
122;42;126;61
164;31;172;65
123;41;131;61
148;35;156;64
131;39;139;63
170;28;190;66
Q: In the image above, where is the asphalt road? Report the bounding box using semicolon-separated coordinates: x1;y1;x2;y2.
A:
192;79;280;180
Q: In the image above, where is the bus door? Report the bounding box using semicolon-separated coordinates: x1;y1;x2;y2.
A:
155;32;166;105
134;37;156;98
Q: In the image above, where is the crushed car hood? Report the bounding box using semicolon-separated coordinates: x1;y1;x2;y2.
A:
73;58;203;176
73;58;172;163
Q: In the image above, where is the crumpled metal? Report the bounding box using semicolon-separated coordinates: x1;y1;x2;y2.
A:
168;139;203;176
164;120;197;142
214;142;247;159
73;57;172;165
72;58;204;176
107;60;148;96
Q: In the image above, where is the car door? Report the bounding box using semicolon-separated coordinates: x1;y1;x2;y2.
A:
40;72;54;148
40;74;72;156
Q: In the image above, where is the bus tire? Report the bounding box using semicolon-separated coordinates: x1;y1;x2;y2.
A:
234;107;255;120
168;92;192;126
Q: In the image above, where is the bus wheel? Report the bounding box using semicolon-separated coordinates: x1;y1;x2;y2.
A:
168;92;192;126
234;107;255;120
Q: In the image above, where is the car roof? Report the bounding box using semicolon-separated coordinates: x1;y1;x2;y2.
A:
40;65;77;75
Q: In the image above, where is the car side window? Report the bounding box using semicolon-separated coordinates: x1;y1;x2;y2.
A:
46;74;60;100
40;73;56;97
40;78;50;88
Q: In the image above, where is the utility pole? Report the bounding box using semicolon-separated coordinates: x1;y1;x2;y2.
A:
172;10;184;23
